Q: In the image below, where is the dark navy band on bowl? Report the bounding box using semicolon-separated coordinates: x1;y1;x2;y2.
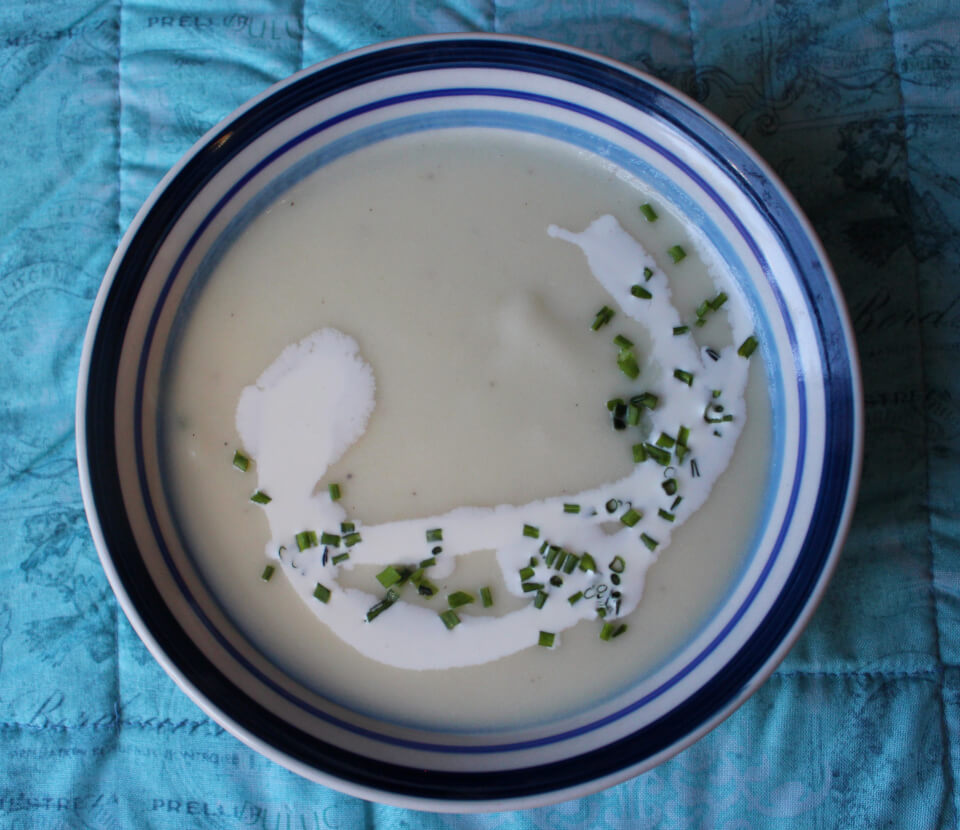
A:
82;36;858;804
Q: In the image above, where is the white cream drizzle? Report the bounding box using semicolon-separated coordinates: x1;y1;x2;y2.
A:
236;215;752;671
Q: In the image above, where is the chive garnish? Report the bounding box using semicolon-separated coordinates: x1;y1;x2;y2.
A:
675;444;690;462
611;573;621;585
662;477;678;496
568;591;584;605
671;495;683;510
579;553;597;572
710;292;728;311
419;557;436;568
591;305;616;331
667;245;687;263
550;574;564;587
313;583;331;603
367;588;400;622
605;498;619;513
331;552;350;565
344;532;362;547
232;450;250;472
250;490;271;504
539;541;549;554
376;566;403;588
612;624;628;638
658;508;676;522
607;397;624;411
538;631;556;648
641;533;659;551
544;546;560;567
523;524;540;539
563;503;581;514
409;567;426;586
738;335;759;358
562;553;581;574
328;482;341;501
534;590;548;609
261;564;275;581
677;425;691;446
633;392;658;410
439;610;460;630
426;528;443;543
673;325;689;336
448;591;475;609
633;443;647;463
620;508;642;527
295;531;315;552
432;545;443;555
522;582;544;593
597;607;608;618
480;587;493;608
610;555;626;573
613;334;634;349
644;266;654;280
630;284;652;299
674;368;694;386
639;203;658;222
656;432;676;449
617;349;641;379
320;532;340;547
341;521;355;533
418;579;438;597
600;622;615;641
519;566;536;581
644;443;671;466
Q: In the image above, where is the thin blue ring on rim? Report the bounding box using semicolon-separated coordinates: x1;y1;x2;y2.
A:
83;38;858;803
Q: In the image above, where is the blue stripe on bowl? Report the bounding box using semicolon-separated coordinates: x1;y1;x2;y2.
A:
84;37;858;803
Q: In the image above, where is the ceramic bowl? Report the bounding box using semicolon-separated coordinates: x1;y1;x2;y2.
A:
76;34;862;811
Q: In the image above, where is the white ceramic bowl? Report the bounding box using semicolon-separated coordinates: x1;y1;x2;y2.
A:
76;34;862;811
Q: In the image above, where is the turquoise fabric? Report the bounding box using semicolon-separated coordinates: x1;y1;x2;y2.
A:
1;0;957;826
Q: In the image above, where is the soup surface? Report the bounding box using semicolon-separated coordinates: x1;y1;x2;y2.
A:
161;128;771;730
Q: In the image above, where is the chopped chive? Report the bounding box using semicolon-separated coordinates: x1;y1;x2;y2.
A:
658;508;676;522
553;550;570;572
409;568;425;586
639;203;659;222
522;524;540;539
250;490;272;505
432;545;443;555
611;401;627;420
630;284;652;299
624;403;640;426
568;591;584;605
320;532;340;547
606;397;624;411
331;552;350;565
544;546;561;567
656;432;676;449
425;528;443;543
673;368;694;386
609;555;626;573
597;607;608;618
612;624;628;638
439;610;460;630
418;579;438;597
620;508;642;527
522;582;544;593
448;590;475;609
340;521;355;533
613;334;634;349
539;541;549;554
232;450;250;472
605;498;620;514
611;573;621;585
671;495;683;510
667;244;687;263
261;564;275;582
673;325;689;336
419;557;436;568
366;588;400;622
563;503;581;514
617;349;641;380
675;444;690;462
695;300;711;319
376;566;403;588
344;532;362;547
328;482;341;501
295;531;315;552
530;555;539;567
644;443;671;466
600;622;615;641
480;586;493;608
313;583;331;603
519;566;536;581
633;392;659;410
591;305;616;331
562;553;581;574
533;590;548;609
677;425;691;446
550;574;564;587
538;631;556;648
738;335;759;358
641;533;659;551
662;478;678;496
579;553;597;573
644;266;654;280
712;389;723;398
709;292;728;311
722;414;734;422
633;443;648;463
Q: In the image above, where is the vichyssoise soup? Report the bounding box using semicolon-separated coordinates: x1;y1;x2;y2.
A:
160;128;770;730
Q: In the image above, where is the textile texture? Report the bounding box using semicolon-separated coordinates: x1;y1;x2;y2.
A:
1;0;958;827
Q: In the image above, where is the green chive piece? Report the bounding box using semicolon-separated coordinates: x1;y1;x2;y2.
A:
612;624;628;638
695;300;711;319
550;574;564;588
539;541;549;554
626;403;641;426
632;392;658;410
710;292;728;311
656;432;676;449
448;591;475;609
617;349;641;380
738;335;759;358
232;450;250;472
674;368;694;386
376;566;403;588
367;589;400;622
644;266;654;280
320;532;340;547
553;550;570;571
568;591;584;605
419;557;436;568
606;397;624;412
620;508;642;527
641;533;659;551
534;590;548;609
675;444;690;462
519;566;536;581
563;503;581;514
600;622;615;641
677;425;691;446
605;498;619;514
523;524;540;539
668;244;687;263
613;334;634;349
409;568;426;586
344;532;362;547
426;528;443;543
597;607;608;618
662;478;678;496
331;552;349;565
671;495;684;510
261;564;275;582
340;521;355;533
439;610;460;629
610;555;626;574
328;482;341;501
562;553;581;574
579;553;597;573
712;389;723;399
418;579;439;598
538;631;556;648
313;583;331;603
591;305;616;331
250;490;272;505
522;582;544;593
480;586;493;608
630;284;652;299
644;443;672;466
633;443;648;463
673;325;689;336
658;508;676;522
639;203;658;222
295;531;314;552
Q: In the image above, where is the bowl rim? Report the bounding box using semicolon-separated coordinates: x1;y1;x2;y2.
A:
76;31;863;812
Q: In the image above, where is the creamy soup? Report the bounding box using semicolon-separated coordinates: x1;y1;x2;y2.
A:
160;128;771;730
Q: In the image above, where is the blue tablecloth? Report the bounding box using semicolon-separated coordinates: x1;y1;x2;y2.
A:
2;1;957;826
